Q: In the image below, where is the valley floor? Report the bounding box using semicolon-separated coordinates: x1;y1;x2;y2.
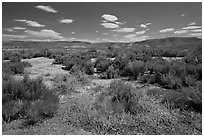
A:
3;57;202;135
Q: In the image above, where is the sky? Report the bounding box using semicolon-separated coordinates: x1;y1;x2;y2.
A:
2;2;202;42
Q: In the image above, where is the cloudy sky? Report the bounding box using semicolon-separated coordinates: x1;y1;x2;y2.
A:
2;2;202;42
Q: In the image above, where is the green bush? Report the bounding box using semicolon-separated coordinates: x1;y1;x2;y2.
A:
2;75;59;124
95;57;111;72
108;80;143;114
82;61;94;75
101;65;118;79
126;60;146;79
160;73;182;89
3;61;32;75
161;87;202;113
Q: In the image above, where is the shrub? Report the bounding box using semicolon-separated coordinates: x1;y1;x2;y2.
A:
160;73;182;89
3;61;32;75
82;61;94;75
108;80;143;114
9;52;22;62
102;65;118;79
95;57;111;72
125;60;146;79
161;87;202;113
2;75;59;124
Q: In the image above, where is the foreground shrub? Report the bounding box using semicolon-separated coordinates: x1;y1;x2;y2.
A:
161;87;202;113
3;61;32;75
107;80;143;114
2;75;59;124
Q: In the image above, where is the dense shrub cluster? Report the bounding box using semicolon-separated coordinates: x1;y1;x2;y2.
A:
2;75;59;124
3;61;32;75
161;86;202;113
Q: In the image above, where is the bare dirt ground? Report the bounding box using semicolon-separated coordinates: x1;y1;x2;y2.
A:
20;57;69;89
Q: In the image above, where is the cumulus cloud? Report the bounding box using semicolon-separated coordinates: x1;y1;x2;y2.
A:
191;29;202;32
14;19;45;27
5;28;15;32
12;27;26;30
2;34;28;41
159;28;174;33
102;14;118;22
35;5;58;13
174;30;188;34
123;34;136;39
3;34;27;38
190;33;202;36
115;21;123;25
60;18;74;24
140;24;147;28
101;22;119;28
71;32;75;34
25;29;64;40
146;22;152;26
182;26;202;30
135;30;146;35
112;27;135;33
188;22;196;26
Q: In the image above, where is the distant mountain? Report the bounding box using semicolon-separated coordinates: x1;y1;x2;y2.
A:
2;37;202;50
134;37;202;49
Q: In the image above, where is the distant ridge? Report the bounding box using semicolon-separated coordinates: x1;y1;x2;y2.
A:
3;37;202;50
134;37;202;49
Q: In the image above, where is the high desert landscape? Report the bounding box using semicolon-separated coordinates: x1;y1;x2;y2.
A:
2;2;202;135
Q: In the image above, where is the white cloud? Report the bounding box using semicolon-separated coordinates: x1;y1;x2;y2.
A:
191;29;202;32
188;22;196;26
71;32;75;34
2;34;28;41
112;27;135;33
123;34;136;39
141;35;149;38
60;19;74;24
101;22;119;28
115;21;123;25
14;19;45;27
96;30;99;33
12;27;26;30
126;37;146;42
3;34;27;38
140;24;147;28
35;5;58;13
5;28;15;32
174;30;188;34
181;14;185;17
190;33;202;36
135;30;146;35
159;28;174;33
102;14;118;22
182;26;202;30
25;29;64;40
146;22;152;26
